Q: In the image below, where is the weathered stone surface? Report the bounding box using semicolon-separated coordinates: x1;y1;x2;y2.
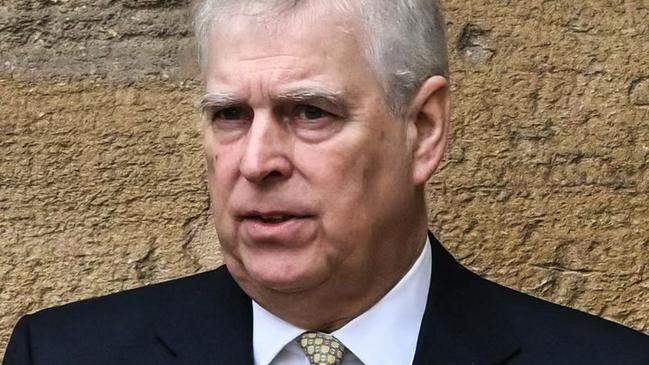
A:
2;0;649;356
0;0;198;81
0;77;212;351
457;23;495;64
630;77;649;105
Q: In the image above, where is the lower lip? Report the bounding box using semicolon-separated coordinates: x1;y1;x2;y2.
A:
240;217;316;244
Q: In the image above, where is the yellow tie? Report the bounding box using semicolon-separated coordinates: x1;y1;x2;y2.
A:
297;332;346;365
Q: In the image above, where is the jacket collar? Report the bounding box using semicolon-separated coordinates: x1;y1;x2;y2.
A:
413;232;521;365
153;268;254;365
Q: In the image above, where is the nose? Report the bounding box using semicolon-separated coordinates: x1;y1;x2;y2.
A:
239;112;293;184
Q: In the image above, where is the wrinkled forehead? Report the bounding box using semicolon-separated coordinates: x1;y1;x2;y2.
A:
200;0;385;105
204;2;368;77
207;0;363;44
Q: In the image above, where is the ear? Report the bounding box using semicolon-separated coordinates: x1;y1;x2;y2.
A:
407;75;450;185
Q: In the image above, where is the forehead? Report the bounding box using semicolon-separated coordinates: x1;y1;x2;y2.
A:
211;1;360;46
203;4;377;95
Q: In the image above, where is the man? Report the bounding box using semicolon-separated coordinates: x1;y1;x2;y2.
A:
4;1;649;364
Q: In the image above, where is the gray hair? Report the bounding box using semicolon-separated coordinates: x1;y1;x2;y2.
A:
193;0;448;116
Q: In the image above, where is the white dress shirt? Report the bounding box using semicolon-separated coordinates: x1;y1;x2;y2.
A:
253;237;432;365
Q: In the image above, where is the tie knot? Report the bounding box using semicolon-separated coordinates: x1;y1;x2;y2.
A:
297;331;346;365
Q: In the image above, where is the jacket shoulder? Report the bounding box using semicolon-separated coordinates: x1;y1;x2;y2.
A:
430;234;649;363
27;266;232;325
472;269;649;363
3;266;245;365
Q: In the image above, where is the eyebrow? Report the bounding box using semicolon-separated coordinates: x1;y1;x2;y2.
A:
199;92;243;114
199;87;350;116
278;87;349;115
273;87;344;104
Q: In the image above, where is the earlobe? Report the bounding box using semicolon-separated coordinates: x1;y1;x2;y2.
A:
408;75;450;185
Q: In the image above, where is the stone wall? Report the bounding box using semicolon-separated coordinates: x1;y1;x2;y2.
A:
1;0;648;355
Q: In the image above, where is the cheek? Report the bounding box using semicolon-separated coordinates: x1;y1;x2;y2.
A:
205;140;241;226
306;124;409;221
206;139;240;189
303;134;372;184
298;136;379;224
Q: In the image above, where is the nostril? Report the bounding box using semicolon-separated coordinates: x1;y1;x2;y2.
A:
267;171;284;179
240;158;292;183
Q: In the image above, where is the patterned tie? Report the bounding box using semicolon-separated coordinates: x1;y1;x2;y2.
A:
297;331;346;365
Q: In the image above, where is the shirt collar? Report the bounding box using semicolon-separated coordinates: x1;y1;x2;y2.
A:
253;237;432;365
253;301;304;365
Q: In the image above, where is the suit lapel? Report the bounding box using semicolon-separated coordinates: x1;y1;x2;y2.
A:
153;268;254;365
413;233;521;365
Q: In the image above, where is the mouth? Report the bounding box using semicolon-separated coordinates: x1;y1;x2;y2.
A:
240;213;314;224
236;210;317;242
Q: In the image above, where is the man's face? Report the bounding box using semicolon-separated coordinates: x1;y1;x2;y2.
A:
203;6;421;300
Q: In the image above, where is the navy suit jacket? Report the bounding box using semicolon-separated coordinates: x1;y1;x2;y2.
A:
4;234;649;364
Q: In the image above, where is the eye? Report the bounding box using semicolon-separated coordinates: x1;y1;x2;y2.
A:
213;106;248;121
295;105;335;123
300;105;326;120
282;103;344;142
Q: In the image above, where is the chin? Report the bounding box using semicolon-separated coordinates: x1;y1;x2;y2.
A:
244;257;327;294
223;235;330;295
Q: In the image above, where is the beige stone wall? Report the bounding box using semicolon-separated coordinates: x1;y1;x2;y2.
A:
1;0;648;355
